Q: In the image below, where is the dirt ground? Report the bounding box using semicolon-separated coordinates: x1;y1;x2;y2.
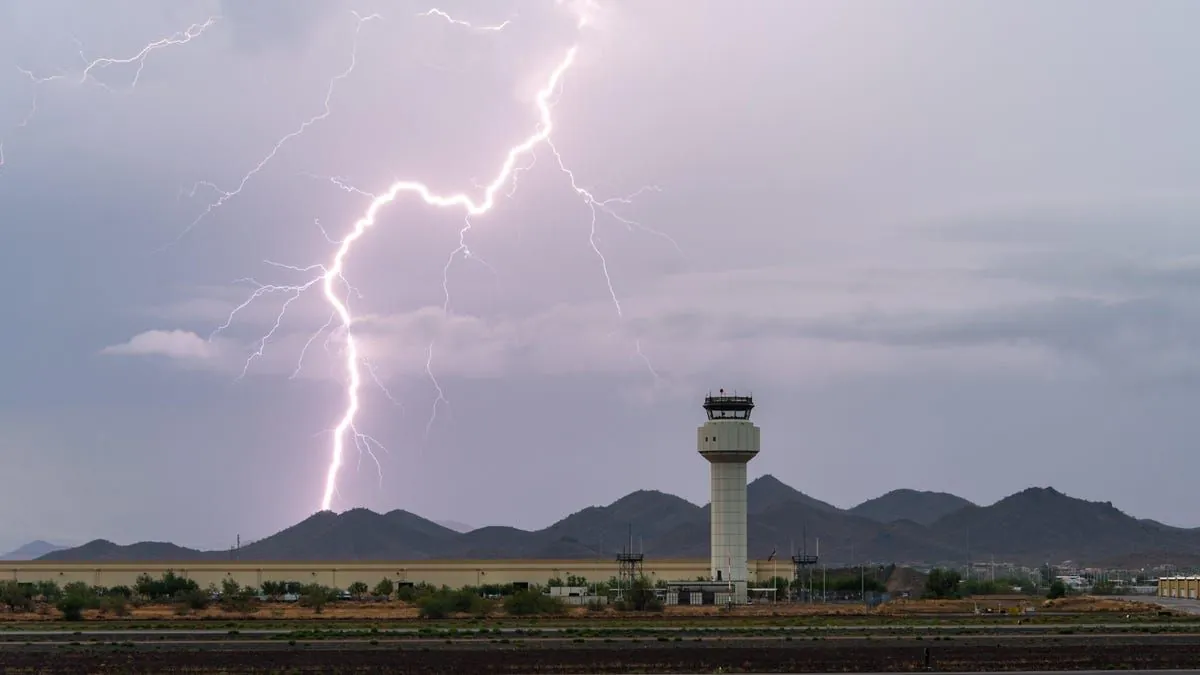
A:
878;595;1159;615
4;635;1200;673
0;595;1164;623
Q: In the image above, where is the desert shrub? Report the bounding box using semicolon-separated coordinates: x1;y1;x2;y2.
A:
417;589;486;618
99;595;129;617
503;590;565;616
219;579;258;613
614;576;662;612
417;594;453;619
56;594;86;621
176;588;210;610
397;582;437;603
347;581;369;599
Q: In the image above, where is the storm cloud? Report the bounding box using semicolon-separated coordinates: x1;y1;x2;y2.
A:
3;0;1200;552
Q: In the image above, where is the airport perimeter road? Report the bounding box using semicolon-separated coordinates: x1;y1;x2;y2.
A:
0;621;1174;638
3;634;1200;673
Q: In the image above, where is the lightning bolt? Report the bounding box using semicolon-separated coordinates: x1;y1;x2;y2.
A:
1;17;216;174
417;9;512;32
211;5;666;512
177;11;380;243
314;43;583;510
19;18;218;89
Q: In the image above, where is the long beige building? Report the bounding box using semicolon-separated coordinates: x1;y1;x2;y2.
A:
1158;576;1198;599
0;559;790;590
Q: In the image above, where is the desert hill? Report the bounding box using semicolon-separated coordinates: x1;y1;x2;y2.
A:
849;489;975;526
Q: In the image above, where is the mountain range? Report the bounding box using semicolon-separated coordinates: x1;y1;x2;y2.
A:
26;477;1200;567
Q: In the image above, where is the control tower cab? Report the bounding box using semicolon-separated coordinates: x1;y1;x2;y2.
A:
697;390;760;602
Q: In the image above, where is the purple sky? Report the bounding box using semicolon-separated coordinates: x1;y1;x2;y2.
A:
3;0;1200;552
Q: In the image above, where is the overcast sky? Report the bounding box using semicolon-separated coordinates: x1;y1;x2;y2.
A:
3;0;1200;553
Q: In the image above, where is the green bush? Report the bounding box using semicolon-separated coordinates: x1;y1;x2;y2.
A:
176;589;210;610
34;581;62;602
373;578;395;599
57;595;86;621
135;572;199;601
503;590;565;616
0;581;33;613
614;576;662;612
417;594;454;619
924;568;963;599
219;579;257;613
299;584;336;613
417;589;489;619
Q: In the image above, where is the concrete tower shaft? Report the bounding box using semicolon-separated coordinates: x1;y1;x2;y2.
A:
697;391;759;600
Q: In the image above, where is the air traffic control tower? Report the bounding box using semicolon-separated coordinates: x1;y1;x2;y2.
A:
698;390;760;602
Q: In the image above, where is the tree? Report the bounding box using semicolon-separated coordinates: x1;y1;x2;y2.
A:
347;581;369;599
219;578;256;613
924;568;962;599
1047;580;1068;599
260;581;286;600
373;578;395;599
0;581;33;613
299;584;336;613
615;576;662;612
34;581;61;602
135;572;199;601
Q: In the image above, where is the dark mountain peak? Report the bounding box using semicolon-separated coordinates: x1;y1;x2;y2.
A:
337;507;384;523
748;474;789;489
746;474;841;515
997;486;1115;512
608;489;699;515
850;488;973;526
39;539;206;562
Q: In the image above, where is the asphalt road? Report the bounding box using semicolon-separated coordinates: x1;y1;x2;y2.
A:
0;621;1172;637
